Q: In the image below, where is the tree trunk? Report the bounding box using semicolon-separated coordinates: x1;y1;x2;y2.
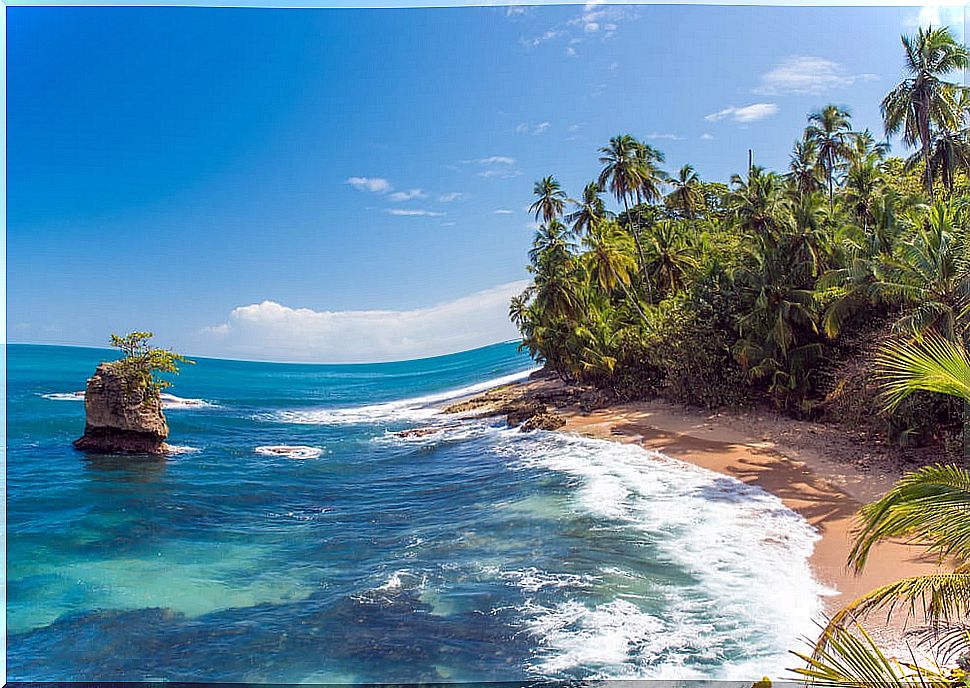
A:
619;278;648;322
626;193;653;304
921;97;934;200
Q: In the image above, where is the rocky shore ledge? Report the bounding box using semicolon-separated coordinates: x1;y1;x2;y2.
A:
442;370;612;431
73;362;170;454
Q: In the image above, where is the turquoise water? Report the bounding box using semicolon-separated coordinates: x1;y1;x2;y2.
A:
6;342;826;683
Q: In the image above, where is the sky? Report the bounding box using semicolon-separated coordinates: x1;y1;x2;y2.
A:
6;3;965;362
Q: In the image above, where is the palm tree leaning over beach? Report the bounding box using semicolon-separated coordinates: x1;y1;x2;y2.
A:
882;25;970;199
797;333;970;687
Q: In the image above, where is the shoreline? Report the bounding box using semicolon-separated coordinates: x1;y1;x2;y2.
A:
443;373;946;651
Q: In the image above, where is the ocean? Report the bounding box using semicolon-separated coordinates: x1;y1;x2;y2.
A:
6;342;826;683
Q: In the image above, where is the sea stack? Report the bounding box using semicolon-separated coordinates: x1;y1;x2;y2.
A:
73;362;170;454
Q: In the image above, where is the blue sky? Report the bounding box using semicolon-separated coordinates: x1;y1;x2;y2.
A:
7;3;961;362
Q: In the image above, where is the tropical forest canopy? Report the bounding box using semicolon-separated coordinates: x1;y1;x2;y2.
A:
511;25;970;457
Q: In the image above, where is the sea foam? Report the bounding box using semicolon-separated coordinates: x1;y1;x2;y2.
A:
41;391;216;409
488;428;830;681
261;368;539;426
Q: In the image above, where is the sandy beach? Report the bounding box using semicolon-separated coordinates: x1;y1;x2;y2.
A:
446;375;948;651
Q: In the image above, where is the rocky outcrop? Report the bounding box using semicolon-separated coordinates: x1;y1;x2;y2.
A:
73;362;169;454
518;409;565;432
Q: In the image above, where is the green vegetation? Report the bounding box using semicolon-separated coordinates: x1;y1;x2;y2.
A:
512;25;970;682
511;24;969;456
792;334;970;686
110;331;193;401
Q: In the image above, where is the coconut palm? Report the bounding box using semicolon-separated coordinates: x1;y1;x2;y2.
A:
529;176;568;225
726;166;793;246
633;142;668;205
806;334;970;683
789;136;825;197
598;134;652;277
882;26;970;198
529;219;574;268
641;220;699;296
566;182;611;237
807;104;854;209
666;164;705;219
843;156;886;231
876;200;970;339
908;127;970;196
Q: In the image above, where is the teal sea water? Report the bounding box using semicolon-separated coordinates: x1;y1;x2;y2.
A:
7;342;827;683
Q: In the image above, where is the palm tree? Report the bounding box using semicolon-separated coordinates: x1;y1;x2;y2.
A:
529;176;567;224
877;200;970;340
598;134;650;278
882;26;970;198
805;334;970;685
566;182;611;237
641;220;698;295
528;219;573;268
908;127;970;196
843;156;886;231
726;166;793;246
789;136;825;197
633;142;668;206
666;164;705;219
582;220;645;318
806;104;854;209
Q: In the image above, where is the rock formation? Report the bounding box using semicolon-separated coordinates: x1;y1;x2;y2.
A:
73;362;169;454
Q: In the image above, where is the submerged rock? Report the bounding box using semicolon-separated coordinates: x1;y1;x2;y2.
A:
73;362;169;455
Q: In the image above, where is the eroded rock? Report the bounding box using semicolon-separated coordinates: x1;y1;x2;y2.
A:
73;362;169;455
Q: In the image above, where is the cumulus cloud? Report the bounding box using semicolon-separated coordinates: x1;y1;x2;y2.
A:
754;56;877;96
195;281;529;363
438;192;466;202
905;3;965;37
346;176;392;193
705;103;779;123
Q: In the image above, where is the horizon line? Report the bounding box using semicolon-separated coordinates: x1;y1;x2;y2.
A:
6;338;527;367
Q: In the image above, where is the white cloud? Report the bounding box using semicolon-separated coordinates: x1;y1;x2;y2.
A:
646;132;684;141
705;103;779;123
904;4;965;37
523;28;565;47
438;192;465;202
754;56;877;96
463;155;521;179
494;209;514;214
196;281;528;363
517;122;550;135
479;168;522;179
700;133;715;140
385;208;444;217
346;176;392;193
387;188;426;202
475;156;515;165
